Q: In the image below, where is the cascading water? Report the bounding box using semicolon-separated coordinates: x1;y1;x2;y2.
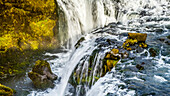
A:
57;0;118;48
28;0;170;96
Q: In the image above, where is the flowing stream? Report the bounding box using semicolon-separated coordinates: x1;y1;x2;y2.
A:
27;0;170;96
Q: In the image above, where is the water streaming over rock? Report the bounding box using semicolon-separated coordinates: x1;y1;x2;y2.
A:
28;0;170;96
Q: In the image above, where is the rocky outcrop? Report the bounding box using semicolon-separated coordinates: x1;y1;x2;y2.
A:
123;33;148;51
28;60;57;89
0;84;13;96
0;0;60;79
0;0;59;52
102;49;120;74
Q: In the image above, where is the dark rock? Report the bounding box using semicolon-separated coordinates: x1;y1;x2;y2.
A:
136;64;144;70
167;35;170;39
149;48;157;57
28;60;57;89
75;37;85;49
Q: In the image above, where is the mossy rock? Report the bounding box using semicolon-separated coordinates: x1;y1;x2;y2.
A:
0;84;13;96
28;60;57;89
0;0;59;53
28;72;54;89
103;49;120;74
32;60;52;75
123;33;148;51
0;0;59;78
128;33;147;42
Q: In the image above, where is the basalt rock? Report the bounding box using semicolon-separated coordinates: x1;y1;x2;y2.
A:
0;84;13;96
28;60;57;89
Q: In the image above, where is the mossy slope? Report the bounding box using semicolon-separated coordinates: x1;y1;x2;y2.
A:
0;0;59;79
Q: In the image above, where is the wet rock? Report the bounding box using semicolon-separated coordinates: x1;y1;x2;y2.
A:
149;48;157;57
75;37;85;49
123;33;148;51
0;84;13;96
136;64;144;70
167;35;170;39
28;60;57;89
128;33;147;42
102;49;120;75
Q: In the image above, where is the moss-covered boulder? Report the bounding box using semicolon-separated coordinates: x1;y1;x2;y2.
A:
0;0;60;79
0;84;13;96
128;33;147;42
102;49;120;75
0;0;59;52
123;33;148;51
28;60;57;89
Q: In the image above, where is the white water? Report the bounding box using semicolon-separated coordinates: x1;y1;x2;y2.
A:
57;0;169;48
57;0;117;48
28;0;170;96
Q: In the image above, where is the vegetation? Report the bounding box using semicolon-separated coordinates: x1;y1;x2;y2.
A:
0;0;59;79
0;84;13;96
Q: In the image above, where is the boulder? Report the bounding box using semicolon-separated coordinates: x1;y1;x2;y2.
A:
128;33;147;42
0;84;13;96
123;33;148;51
28;60;57;89
103;49;120;75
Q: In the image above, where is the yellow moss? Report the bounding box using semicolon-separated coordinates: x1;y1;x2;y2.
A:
0;0;58;52
0;84;13;96
30;18;56;38
111;49;119;54
128;33;147;42
30;41;39;50
106;60;119;72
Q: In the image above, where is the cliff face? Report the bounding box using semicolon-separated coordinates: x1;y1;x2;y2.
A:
0;0;59;52
0;0;60;79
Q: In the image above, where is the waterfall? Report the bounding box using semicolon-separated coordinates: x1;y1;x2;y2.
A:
57;0;117;48
57;0;169;48
28;0;170;96
54;0;169;95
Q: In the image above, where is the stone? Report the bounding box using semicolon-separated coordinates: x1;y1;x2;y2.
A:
136;64;144;70
75;37;85;49
123;33;148;51
28;60;57;89
0;84;13;96
149;48;157;57
128;33;147;42
103;49;120;74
